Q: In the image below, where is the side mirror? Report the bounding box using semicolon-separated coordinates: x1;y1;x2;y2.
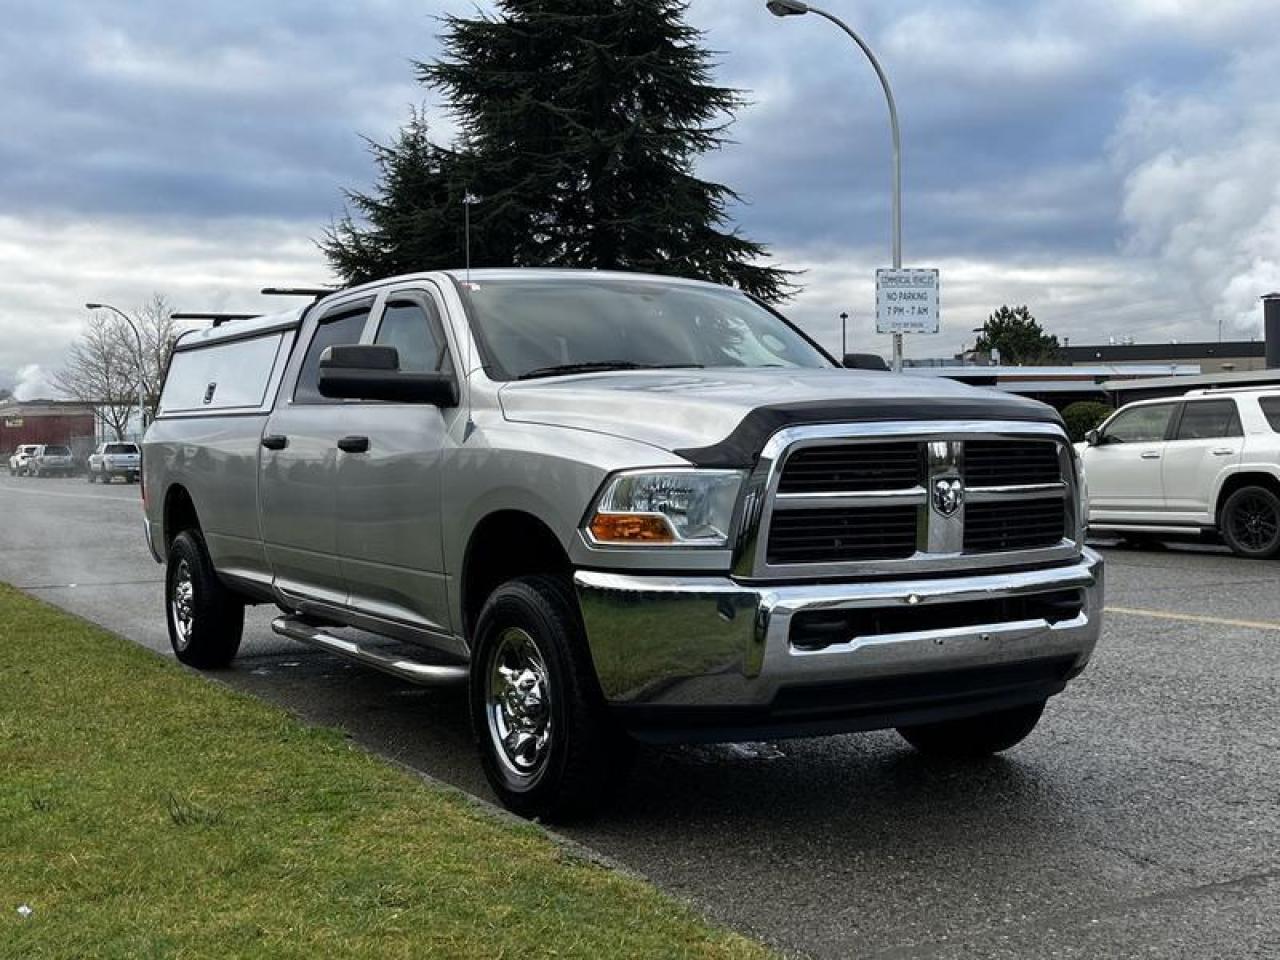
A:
1085;429;1101;446
318;345;458;406
843;352;890;372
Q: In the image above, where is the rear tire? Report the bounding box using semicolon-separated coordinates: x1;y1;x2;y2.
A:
1220;485;1280;559
86;470;96;484
469;575;632;821
165;529;244;668
897;700;1047;758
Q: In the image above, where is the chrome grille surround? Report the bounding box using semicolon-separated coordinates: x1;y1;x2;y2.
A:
731;420;1082;581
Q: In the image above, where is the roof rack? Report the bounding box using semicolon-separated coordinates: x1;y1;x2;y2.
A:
261;287;338;299
171;312;262;328
1186;384;1280;397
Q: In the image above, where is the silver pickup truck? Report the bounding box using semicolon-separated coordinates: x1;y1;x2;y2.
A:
143;269;1103;819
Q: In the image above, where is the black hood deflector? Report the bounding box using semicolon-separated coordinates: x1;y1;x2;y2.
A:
674;396;1064;469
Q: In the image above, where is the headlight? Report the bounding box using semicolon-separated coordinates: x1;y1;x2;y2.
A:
587;470;745;547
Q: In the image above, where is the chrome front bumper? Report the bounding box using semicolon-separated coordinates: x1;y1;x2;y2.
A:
575;549;1104;740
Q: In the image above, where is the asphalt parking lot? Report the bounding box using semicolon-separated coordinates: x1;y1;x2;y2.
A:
1;472;1277;959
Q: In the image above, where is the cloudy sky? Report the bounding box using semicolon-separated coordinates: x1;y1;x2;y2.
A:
4;0;1280;396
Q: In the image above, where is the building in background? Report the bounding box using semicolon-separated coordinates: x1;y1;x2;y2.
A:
0;400;97;460
1061;340;1266;374
901;364;1199;410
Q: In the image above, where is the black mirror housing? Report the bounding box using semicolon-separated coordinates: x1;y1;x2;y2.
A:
317;345;459;406
1085;429;1100;446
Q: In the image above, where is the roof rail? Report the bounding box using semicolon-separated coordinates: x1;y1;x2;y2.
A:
171;312;262;328
261;287;338;299
1185;384;1280;397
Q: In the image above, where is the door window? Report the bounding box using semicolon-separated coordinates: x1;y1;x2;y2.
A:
1103;404;1174;443
294;306;372;403
1175;400;1241;440
374;299;452;374
1259;397;1280;432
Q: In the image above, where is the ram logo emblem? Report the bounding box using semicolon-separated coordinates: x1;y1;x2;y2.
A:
932;477;965;517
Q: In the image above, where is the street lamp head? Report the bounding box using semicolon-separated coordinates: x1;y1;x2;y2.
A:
766;0;809;16
85;302;103;310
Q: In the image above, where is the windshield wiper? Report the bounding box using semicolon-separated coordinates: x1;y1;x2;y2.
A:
516;362;704;381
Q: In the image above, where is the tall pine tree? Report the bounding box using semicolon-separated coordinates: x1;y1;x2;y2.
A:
323;0;795;301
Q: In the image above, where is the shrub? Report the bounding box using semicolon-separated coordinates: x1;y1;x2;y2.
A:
1062;401;1114;442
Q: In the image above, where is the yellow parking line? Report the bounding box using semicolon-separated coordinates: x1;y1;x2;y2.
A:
1106;606;1280;632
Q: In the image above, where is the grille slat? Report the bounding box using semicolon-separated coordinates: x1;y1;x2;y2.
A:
964;440;1061;486
766;506;918;565
777;442;921;494
964;498;1066;553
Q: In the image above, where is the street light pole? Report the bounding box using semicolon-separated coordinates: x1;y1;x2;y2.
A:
766;0;906;370
85;302;146;441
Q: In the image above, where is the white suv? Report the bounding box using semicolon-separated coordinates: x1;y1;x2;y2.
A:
1080;387;1280;558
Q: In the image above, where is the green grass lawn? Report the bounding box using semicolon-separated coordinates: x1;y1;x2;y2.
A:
0;584;770;959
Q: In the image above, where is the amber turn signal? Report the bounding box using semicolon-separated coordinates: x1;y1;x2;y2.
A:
589;513;675;543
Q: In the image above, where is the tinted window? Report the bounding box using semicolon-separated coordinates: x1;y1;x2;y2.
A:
460;276;833;379
160;333;284;413
1176;400;1241;440
104;443;138;454
1104;404;1174;443
374;300;451;373
1260;397;1280;432
294;308;371;403
43;446;70;456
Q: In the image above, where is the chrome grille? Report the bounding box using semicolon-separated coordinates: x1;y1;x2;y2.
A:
740;421;1080;579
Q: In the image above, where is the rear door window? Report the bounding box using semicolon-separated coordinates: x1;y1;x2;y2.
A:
1103;403;1175;443
104;443;138;455
293;306;373;404
1175;400;1241;440
1259;397;1280;432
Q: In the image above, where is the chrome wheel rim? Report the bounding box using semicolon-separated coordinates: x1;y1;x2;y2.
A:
170;559;195;651
486;627;553;781
1231;495;1279;552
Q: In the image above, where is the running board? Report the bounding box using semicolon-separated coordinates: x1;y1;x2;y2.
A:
271;615;469;686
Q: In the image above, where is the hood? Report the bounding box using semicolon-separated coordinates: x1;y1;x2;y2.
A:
499;368;1061;467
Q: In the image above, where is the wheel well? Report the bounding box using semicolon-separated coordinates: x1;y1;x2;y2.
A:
163;484;201;547
1216;473;1280;522
462;511;572;639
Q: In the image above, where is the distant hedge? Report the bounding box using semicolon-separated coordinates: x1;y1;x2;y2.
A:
1062;401;1114;442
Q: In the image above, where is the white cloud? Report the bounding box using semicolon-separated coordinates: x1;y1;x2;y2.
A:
13;364;57;402
1112;47;1280;339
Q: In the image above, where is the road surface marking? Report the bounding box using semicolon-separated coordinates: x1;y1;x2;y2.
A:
1106;605;1280;632
0;486;139;504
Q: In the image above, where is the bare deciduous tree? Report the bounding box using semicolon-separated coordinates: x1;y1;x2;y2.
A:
54;294;181;440
53;314;136;440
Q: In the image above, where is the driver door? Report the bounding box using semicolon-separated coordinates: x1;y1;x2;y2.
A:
1082;401;1177;521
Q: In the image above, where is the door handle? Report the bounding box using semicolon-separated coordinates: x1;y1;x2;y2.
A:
1212;448;1236;456
337;435;370;454
1140;451;1161;460
261;435;288;451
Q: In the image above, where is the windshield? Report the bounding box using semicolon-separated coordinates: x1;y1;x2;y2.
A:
105;444;138;455
458;275;834;380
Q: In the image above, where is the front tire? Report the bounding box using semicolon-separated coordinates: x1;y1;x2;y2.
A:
898;700;1046;758
1220;485;1280;559
470;576;630;821
165;529;245;668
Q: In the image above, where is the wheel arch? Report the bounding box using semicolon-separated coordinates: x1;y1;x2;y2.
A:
461;509;574;643
162;482;202;549
1214;470;1280;525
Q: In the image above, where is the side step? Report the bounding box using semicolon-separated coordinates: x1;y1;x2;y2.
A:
271;615;469;687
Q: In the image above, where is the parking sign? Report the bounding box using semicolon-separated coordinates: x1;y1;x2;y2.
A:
876;268;940;335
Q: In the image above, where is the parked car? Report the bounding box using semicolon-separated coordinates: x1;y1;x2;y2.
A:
143;269;1103;820
8;444;38;476
87;442;142;484
1079;387;1280;557
29;444;74;478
